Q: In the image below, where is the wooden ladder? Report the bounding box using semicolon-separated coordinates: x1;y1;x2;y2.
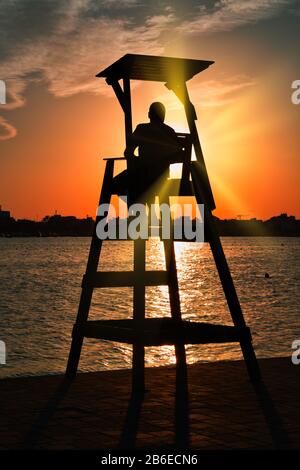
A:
66;157;261;390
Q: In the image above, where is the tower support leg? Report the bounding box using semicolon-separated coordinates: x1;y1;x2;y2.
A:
132;237;146;392
162;206;187;372
191;163;261;382
66;159;114;379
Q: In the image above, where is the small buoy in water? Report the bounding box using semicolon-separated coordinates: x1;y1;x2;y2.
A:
264;272;270;278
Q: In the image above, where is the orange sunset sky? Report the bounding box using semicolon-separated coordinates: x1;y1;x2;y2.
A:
0;0;299;220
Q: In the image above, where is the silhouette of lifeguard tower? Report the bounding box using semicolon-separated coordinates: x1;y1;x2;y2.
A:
66;54;260;389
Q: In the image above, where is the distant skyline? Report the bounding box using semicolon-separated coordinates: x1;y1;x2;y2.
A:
0;0;299;220
1;203;298;222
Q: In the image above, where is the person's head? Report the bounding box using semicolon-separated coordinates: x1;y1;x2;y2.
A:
148;102;166;123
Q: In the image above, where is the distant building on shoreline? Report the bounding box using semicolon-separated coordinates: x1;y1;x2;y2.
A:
0;205;14;223
0;208;299;237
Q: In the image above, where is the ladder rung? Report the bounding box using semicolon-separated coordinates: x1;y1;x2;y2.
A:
82;271;169;288
75;318;252;346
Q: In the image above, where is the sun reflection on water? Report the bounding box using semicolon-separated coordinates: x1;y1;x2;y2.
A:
0;236;298;378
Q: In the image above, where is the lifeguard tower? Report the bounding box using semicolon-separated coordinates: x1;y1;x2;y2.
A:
66;54;260;390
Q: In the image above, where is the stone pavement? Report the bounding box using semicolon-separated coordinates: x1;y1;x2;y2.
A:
0;357;299;450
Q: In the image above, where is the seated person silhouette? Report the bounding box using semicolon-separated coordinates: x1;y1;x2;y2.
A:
122;102;183;203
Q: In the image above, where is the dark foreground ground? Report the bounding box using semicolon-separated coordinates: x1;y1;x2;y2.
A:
0;357;299;450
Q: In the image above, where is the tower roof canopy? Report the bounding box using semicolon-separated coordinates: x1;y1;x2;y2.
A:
96;54;214;83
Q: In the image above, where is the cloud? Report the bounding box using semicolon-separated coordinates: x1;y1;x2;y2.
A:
157;75;256;109
0;0;294;139
177;0;291;34
100;0;139;7
289;4;300;15
189;76;256;107
0;116;17;141
0;79;27;110
0;1;176;107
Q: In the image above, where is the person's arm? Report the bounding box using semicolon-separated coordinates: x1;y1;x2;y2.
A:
124;125;141;159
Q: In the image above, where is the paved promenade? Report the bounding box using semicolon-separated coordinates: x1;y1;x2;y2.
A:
0;357;299;450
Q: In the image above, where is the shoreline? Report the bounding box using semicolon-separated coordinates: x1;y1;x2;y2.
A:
1;234;300;238
0;354;291;381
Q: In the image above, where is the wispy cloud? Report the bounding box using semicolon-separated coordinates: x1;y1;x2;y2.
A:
0;0;294;140
0;1;175;106
100;0;140;7
157;75;256;109
177;0;291;34
0;0;175;136
188;76;256;107
0;0;290;105
0;116;17;141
